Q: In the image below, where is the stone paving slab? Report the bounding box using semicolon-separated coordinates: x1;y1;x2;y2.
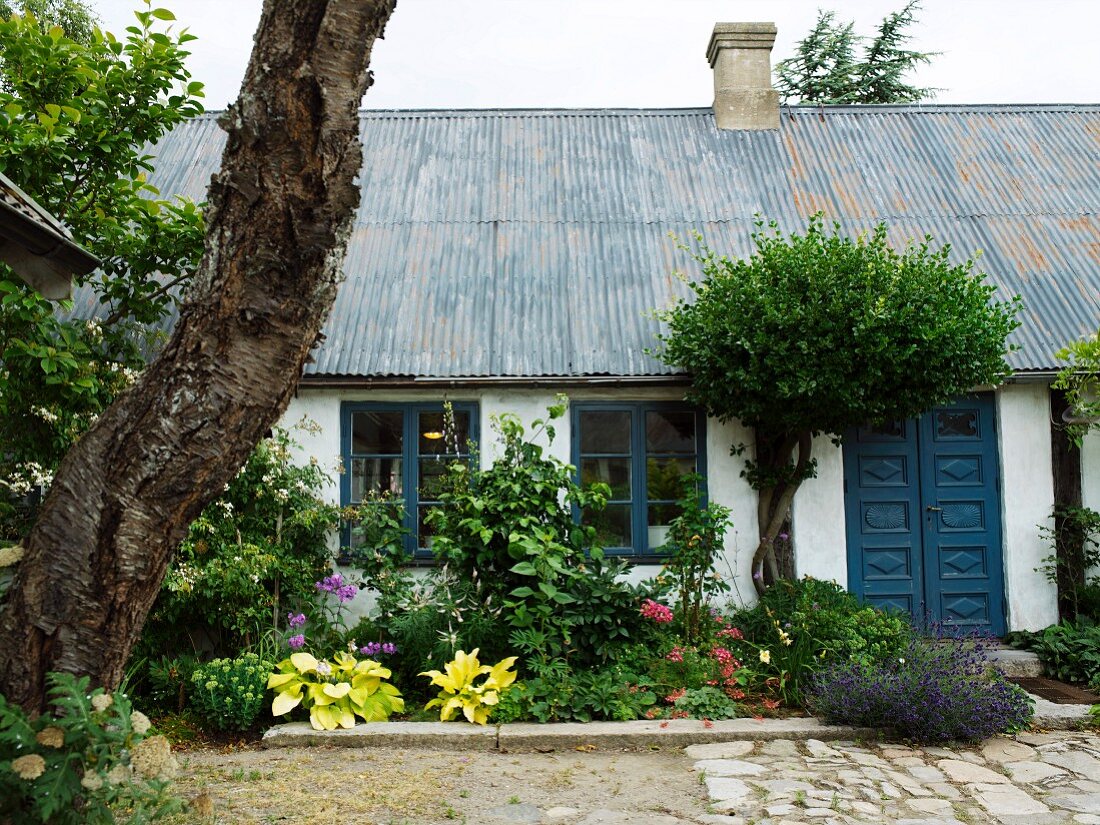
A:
690;733;1100;824
262;717;879;750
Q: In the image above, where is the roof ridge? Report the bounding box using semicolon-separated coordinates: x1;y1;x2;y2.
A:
188;102;1100;119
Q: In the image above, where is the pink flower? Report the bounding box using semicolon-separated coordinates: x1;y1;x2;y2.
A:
287;634;305;650
717;626;744;640
640;599;674;623
665;646;685;663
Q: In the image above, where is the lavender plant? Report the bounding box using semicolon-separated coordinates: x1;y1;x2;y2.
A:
806;631;1032;743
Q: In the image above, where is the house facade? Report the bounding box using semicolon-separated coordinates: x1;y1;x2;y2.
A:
132;24;1100;634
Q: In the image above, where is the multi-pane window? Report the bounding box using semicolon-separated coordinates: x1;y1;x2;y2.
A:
572;402;705;557
342;402;476;557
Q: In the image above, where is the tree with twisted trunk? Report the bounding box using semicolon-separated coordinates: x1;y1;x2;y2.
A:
0;0;398;713
656;217;1019;596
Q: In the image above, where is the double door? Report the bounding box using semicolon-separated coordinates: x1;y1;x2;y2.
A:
843;394;1005;635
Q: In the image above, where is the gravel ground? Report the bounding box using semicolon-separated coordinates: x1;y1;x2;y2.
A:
168;743;717;824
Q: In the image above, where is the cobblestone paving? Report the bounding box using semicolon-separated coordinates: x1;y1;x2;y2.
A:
688;732;1100;825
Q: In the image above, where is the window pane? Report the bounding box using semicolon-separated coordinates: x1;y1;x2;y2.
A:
352;411;403;454
583;504;632;548
579;410;631;453
646;410;696;452
581;457;631;499
417;505;440;549
419;457;457;499
419;410;471;455
647;457;695;499
350;457;403;502
648;502;683;527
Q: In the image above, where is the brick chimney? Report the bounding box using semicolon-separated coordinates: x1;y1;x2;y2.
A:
707;22;779;130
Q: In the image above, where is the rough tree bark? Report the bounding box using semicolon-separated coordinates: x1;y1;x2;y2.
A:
0;0;398;712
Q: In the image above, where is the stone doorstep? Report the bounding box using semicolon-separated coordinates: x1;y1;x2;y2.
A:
1027;694;1096;730
988;649;1043;678
261;718;880;751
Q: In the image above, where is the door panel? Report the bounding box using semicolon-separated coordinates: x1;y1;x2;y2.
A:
844;395;1005;635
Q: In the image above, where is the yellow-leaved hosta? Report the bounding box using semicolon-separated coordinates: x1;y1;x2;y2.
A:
267;651;404;731
421;648;518;725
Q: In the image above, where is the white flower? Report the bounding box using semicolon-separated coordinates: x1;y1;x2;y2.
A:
0;544;25;568
130;711;151;735
12;754;46;780
81;771;104;791
31;406;59;424
91;693;113;712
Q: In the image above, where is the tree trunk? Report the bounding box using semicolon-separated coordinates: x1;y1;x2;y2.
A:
0;0;398;712
1050;389;1083;619
750;431;813;597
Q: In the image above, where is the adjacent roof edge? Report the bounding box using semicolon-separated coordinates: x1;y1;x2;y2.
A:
186;102;1100;121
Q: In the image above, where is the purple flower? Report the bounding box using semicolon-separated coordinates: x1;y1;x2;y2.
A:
287;612;307;629
316;573;358;603
360;642;381;656
287;634;305;650
778;532;790;541
381;642;397;655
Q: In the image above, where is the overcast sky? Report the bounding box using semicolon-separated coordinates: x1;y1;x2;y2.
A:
89;0;1100;110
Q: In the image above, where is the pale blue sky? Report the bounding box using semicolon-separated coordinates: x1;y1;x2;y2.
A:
90;0;1100;110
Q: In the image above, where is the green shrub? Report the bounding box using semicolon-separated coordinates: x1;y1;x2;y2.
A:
730;576;913;666
139;425;338;658
674;686;739;720
496;664;657;723
658;476;733;646
1008;619;1100;686
143;655;199;714
189;653;273;732
1;673;182;823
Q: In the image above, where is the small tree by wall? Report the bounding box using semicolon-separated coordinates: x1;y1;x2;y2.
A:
655;216;1020;596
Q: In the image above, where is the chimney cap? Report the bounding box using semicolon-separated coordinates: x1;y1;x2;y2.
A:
707;22;777;68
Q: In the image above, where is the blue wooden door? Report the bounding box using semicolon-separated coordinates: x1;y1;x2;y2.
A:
843;394;1005;635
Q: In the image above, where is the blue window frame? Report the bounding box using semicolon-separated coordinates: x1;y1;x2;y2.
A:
571;402;707;559
340;401;478;559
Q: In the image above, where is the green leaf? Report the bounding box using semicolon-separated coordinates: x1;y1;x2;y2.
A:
509;561;537;576
151;8;177;20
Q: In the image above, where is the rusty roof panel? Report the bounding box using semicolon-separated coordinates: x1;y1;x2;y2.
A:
123;104;1099;377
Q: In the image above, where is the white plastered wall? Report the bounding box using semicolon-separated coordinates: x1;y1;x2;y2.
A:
791;435;847;588
277;385;760;617
280;382;1060;632
996;383;1059;631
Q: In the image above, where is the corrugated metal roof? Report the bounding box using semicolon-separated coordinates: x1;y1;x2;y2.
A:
127;104;1100;377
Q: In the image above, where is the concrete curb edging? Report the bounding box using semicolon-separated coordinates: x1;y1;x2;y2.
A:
262;717;881;751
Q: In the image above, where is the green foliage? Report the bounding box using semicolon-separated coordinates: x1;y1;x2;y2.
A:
427;399;650;667
657;216;1020;440
0;673;182;823
775;2;937;104
658;476;732;646
673;686;739;720
730;577;914;666
189;653;272;732
1053;327;1100;445
142;655;199;714
0;0;98;44
496;664;657;723
140;426;339;656
0;2;205;536
1008;619;1100;686
268;651;404;731
1037;505;1100;620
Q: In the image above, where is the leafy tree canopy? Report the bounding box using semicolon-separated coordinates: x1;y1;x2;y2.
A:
775;1;937;104
659;216;1019;438
0;3;205;535
0;0;97;43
